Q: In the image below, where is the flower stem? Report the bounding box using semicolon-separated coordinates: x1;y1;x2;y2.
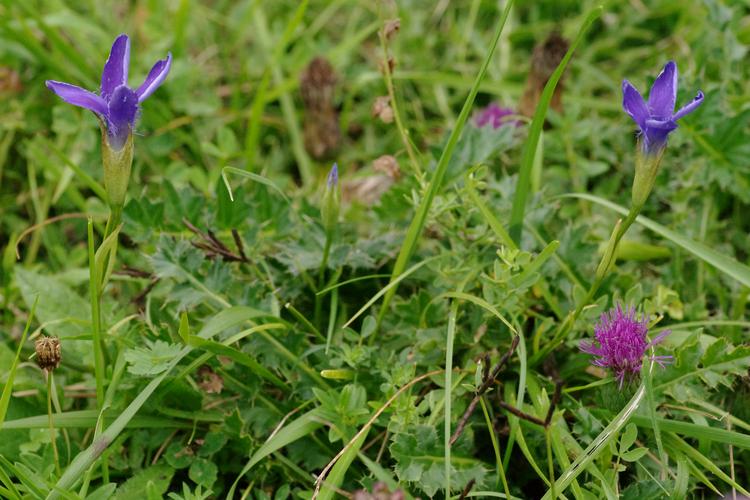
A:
87;219;105;408
531;204;641;366
314;231;333;329
46;370;60;476
377;22;421;177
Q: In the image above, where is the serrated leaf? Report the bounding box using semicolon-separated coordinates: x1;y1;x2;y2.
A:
124;340;183;376
390;425;485;496
113;464;173;500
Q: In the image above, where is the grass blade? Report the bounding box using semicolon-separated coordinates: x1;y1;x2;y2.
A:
0;295;38;428
228;409;323;497
509;6;603;243
562;193;750;288
374;0;515;333
541;365;649;499
318;429;369;500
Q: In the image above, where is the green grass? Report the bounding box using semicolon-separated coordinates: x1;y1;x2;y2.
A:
2;0;750;498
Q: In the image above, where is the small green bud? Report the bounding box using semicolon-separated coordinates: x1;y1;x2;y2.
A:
101;124;134;208
321;163;340;234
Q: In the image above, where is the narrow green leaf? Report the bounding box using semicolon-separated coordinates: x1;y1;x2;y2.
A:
228;410;323;497
509;6;603;243
318;429;369;500
629;414;750;449
0;295;38;428
188;336;287;390
667;433;750;495
221;166;289;202
464;173;517;250
375;0;515;332
542;369;648;499
562;193;750;288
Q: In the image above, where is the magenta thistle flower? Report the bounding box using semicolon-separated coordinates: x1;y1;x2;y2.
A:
474;103;517;129
580;305;671;388
45;34;172;151
622;61;703;156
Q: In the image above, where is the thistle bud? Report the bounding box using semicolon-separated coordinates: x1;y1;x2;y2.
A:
321;163;340;234
35;336;61;371
101;124;134;208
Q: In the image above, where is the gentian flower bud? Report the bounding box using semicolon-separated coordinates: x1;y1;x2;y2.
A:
45;34;171;207
321;163;340;234
580;305;671;389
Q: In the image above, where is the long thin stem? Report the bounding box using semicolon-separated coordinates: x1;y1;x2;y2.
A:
46;371;60;476
545;427;555;499
377;23;421;177
315;232;333;328
531;205;640;366
87;219;105;408
479;396;510;498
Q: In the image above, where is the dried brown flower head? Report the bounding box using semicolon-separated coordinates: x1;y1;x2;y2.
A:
382;19;401;41
35;336;61;371
372;96;394;123
300;57;341;160
372;154;401;180
300;57;337;111
519;32;570;117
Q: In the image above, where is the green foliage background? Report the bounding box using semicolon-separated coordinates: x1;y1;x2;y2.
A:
1;0;750;498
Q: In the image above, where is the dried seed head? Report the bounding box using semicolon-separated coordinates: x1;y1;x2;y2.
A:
300;57;341;159
382;19;401;41
197;365;223;394
372;154;400;180
300;57;337;111
371;96;394;123
519;31;570;117
35;336;61;371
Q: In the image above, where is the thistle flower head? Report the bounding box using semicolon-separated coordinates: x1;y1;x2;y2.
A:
474;103;516;129
622;61;703;156
580;304;671;388
45;34;172;151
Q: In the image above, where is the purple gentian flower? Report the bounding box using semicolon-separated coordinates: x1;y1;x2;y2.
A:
622;61;703;156
580;304;671;388
474;103;516;129
46;34;171;151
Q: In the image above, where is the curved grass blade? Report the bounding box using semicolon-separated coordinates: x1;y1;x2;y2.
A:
541;366;649;499
629;414;750;449
343;254;445;329
318;429;369;500
2;410;191;430
0;295;38;428
509;6;603;243
464;173;517;250
562;193;750;288
374;0;515;334
221;166;290;202
666;433;750;496
228;409;323;498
